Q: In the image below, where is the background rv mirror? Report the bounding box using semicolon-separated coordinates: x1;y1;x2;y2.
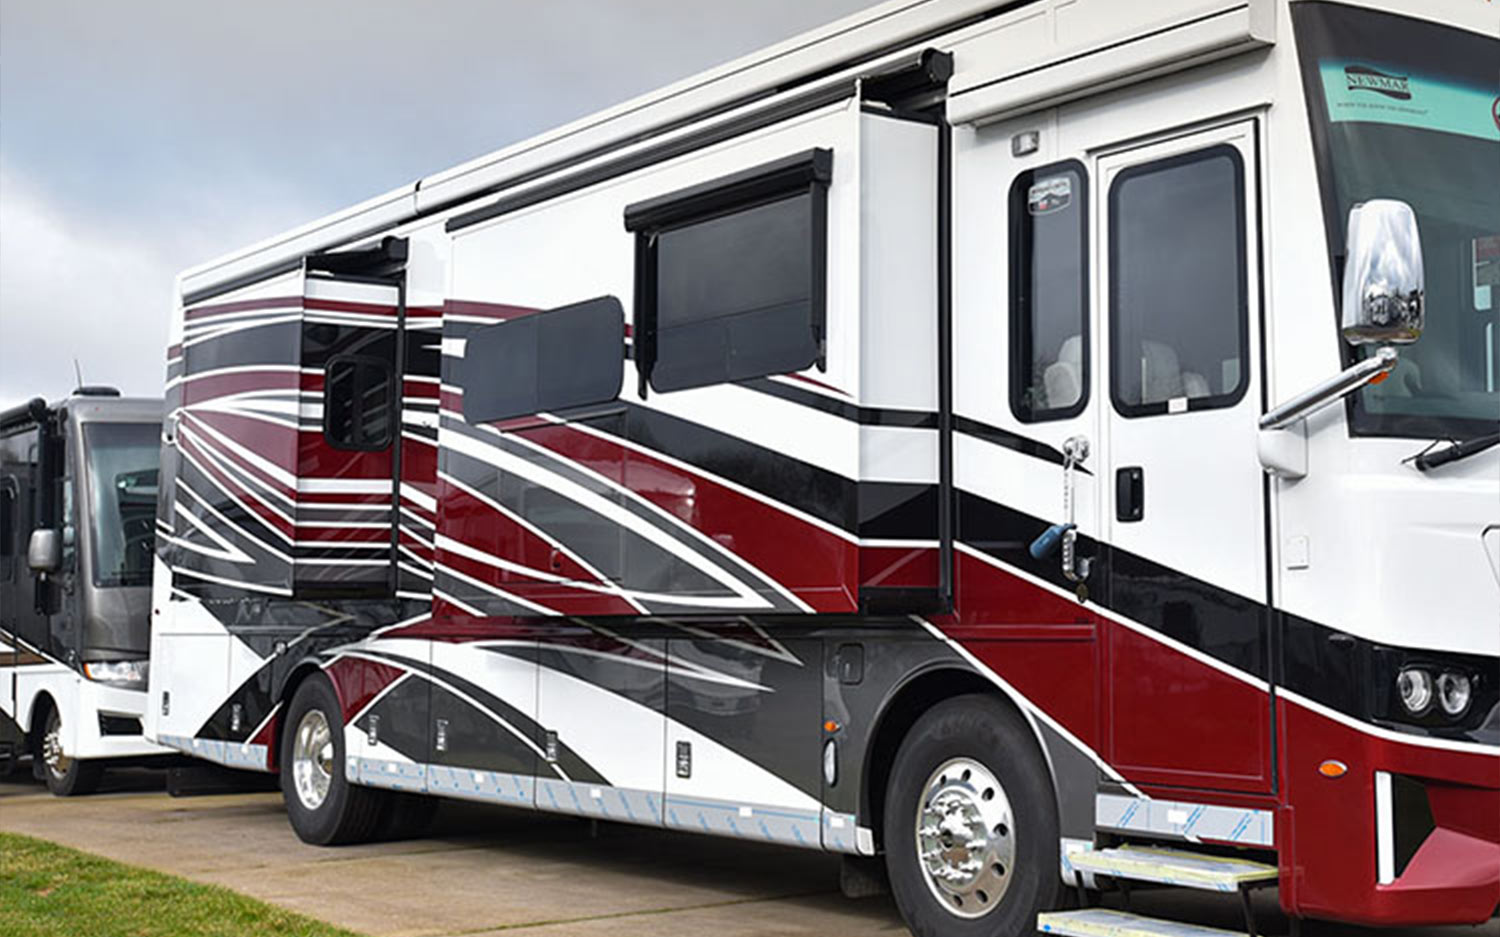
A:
28;528;61;573
1341;199;1424;346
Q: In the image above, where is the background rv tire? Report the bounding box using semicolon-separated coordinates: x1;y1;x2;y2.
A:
884;694;1061;937
280;674;383;845
38;705;102;797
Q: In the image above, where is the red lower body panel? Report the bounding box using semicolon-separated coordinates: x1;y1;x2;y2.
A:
1279;697;1500;925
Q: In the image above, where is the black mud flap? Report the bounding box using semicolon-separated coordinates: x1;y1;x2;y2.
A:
166;764;279;797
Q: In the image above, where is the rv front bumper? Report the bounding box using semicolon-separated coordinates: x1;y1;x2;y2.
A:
1278;696;1500;926
70;678;174;761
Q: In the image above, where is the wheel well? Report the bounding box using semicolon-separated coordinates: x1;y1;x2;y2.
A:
270;662;324;771
861;668;1042;852
27;692;57;753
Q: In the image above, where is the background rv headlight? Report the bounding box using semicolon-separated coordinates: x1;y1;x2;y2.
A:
1396;667;1433;716
83;660;149;690
1436;671;1472;717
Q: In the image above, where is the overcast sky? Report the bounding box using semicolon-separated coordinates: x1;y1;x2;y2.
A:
0;0;872;409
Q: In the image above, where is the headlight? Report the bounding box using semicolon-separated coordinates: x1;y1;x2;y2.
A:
83;660;149;690
1396;667;1433;716
1437;671;1472;718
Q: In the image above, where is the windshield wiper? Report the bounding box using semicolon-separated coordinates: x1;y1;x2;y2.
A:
1413;431;1500;472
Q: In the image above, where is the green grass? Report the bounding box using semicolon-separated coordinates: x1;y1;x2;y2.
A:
0;832;364;937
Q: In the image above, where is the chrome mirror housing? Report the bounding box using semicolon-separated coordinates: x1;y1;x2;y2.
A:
1341;199;1424;346
28;528;61;573
1259;199;1423;442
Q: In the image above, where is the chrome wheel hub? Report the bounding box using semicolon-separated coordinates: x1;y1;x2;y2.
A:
43;715;70;779
915;756;1016;919
291;709;335;811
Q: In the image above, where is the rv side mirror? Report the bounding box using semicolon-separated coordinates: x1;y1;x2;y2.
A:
28;528;62;573
1341;199;1424;346
1258;198;1423;443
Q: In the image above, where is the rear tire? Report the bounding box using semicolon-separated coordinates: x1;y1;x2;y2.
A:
39;706;103;797
884;694;1061;937
279;674;382;845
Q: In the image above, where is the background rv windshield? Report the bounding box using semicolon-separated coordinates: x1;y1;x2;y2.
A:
1294;3;1500;440
83;423;158;587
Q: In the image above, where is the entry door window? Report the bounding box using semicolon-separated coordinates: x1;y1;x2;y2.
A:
1009;161;1090;422
1108;146;1248;417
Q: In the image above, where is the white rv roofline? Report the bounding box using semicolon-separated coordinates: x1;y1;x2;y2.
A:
415;0;971;196
180;184;416;291
179;0;1013;299
178;0;1492;302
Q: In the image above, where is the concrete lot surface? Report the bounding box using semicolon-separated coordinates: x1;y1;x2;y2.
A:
1;769;1496;937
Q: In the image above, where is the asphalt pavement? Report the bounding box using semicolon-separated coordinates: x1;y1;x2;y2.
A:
1;768;1495;937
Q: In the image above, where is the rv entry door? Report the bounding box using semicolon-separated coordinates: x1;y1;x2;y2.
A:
1095;120;1273;794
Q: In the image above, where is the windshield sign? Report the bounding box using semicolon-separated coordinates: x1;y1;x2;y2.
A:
1295;3;1500;440
1319;62;1500;143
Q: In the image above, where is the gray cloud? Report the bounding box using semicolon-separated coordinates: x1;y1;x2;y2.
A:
0;0;870;407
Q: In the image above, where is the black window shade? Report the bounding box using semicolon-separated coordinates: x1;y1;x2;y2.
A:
626;148;831;394
462;295;625;424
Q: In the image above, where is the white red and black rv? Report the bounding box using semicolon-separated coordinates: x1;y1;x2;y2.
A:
147;1;1499;934
1;390;169;794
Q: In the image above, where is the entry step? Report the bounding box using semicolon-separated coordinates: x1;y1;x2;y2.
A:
1039;908;1246;937
1070;846;1277;892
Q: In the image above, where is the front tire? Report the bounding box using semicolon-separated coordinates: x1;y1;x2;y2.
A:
280;674;382;845
884;694;1061;937
39;706;103;797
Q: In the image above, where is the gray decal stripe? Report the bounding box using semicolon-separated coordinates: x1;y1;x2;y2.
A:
432;569;557;618
354;648;608;786
440;426;802;612
441;436;725;598
484;627;824;803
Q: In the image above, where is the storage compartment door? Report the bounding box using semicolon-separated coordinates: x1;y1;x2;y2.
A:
149;630;228;753
663;628;823;847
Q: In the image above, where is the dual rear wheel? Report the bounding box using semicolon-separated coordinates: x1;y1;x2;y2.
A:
279;674;435;845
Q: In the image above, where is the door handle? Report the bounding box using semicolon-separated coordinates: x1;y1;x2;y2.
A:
1116;467;1144;522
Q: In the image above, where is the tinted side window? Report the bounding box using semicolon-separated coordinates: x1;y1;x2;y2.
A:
627;149;831;394
1109;146;1248;417
0;484;10;584
324;355;394;450
463;296;626;424
0;480;13;562
1010;162;1089;422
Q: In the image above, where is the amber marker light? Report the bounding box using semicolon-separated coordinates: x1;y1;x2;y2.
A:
824;720;841;733
1318;760;1348;778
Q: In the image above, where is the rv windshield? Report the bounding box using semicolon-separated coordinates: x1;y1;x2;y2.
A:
1294;3;1500;440
82;423;159;587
